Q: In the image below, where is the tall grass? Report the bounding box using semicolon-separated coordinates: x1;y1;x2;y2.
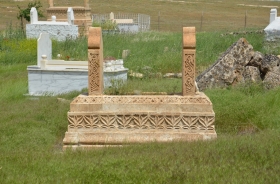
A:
0;25;265;74
0;23;36;65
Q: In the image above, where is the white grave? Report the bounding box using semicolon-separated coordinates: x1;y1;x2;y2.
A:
37;33;52;67
26;7;78;41
27;33;128;96
264;8;280;41
109;12;139;33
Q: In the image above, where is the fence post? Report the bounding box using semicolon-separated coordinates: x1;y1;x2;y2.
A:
158;11;160;31
200;11;203;32
244;10;247;29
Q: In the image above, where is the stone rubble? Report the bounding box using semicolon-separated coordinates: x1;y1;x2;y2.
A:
196;38;280;90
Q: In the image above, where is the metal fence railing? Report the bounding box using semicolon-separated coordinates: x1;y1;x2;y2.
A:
92;12;150;32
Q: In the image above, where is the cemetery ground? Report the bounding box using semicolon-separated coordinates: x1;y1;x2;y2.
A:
1;0;280;32
1;27;280;182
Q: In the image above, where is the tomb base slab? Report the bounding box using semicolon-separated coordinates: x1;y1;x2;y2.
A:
63;93;217;149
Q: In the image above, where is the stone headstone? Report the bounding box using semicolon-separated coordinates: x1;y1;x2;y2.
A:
37;33;52;67
67;7;74;25
270;8;277;23
30;7;38;24
122;50;130;59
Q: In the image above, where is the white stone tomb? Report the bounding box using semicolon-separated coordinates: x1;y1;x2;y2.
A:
27;33;128;96
264;8;280;41
26;7;78;41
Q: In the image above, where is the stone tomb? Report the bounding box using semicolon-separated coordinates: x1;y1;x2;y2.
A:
27;33;128;96
26;7;78;41
47;0;92;35
264;8;280;41
63;27;216;149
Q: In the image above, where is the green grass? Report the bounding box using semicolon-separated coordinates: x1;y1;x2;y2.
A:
1;29;280;182
2;133;280;183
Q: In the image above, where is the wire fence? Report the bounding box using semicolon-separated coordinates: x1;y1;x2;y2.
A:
92;13;150;32
149;10;269;32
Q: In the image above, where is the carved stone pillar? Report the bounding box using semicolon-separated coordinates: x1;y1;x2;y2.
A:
84;0;89;8
182;27;196;96
48;0;54;7
88;27;103;95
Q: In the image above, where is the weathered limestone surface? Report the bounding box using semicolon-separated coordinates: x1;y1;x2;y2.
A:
63;27;216;149
64;94;216;147
263;72;280;89
243;66;262;83
196;38;280;90
247;51;263;69
196;38;253;91
261;54;280;74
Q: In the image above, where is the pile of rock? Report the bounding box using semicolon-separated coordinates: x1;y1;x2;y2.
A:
196;38;280;91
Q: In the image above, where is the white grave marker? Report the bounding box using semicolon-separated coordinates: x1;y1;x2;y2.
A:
67;7;74;25
37;33;52;67
30;7;38;24
270;8;277;23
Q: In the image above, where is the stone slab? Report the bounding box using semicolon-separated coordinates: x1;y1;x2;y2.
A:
37;33;52;67
63;131;217;149
27;67;128;96
69;94;213;112
63;92;216;147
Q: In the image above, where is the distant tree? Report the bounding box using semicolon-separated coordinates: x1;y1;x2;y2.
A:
17;1;44;31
